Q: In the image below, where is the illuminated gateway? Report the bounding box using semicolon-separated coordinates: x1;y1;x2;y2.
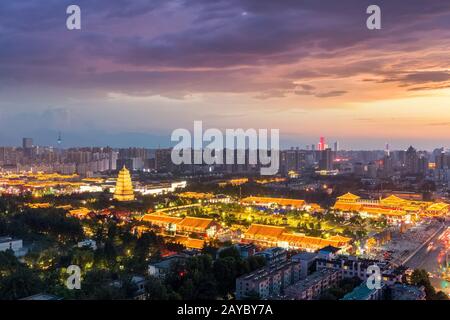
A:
113;166;134;201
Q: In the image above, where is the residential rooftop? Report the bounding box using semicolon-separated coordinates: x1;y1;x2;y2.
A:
342;283;379;300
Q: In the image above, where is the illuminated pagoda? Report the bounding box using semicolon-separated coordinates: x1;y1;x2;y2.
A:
113;166;134;201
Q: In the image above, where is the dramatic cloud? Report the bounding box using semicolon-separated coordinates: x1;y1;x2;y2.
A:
0;0;449;148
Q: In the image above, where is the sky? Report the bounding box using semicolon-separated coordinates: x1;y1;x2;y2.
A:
0;0;450;150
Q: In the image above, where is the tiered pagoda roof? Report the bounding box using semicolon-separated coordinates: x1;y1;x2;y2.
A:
113;166;134;201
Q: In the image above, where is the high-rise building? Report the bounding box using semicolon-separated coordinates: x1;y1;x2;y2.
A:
22;138;34;158
319;148;334;171
385;143;390;157
22;138;33;149
435;150;449;170
280;149;308;174
418;154;429;174
353;162;365;176
367;162;378;179
405;146;419;174
113;166;134;201
333;141;339;152
318;137;325;151
382;154;393;177
109;151;118;171
155;148;173;171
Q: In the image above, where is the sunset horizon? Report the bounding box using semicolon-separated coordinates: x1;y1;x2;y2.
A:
1;0;449;150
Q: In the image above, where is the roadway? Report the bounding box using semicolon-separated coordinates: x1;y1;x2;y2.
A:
405;222;449;295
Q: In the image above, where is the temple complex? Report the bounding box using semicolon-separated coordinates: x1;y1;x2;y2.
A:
332;192;449;223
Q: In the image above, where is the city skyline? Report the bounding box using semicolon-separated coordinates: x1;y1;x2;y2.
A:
1;1;450;149
1;134;449;152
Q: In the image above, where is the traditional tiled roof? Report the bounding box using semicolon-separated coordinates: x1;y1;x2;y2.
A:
278;233;349;248
69;207;91;217
26;202;52;209
141;214;183;224
337;193;360;201
380;195;406;204
141;214;214;231
332;202;363;211
178;192;214;199
174;236;205;249
244;224;351;249
241;196;306;208
244;224;286;239
177;217;214;231
363;207;406;216
184;238;205;249
426;202;449;211
328;235;352;243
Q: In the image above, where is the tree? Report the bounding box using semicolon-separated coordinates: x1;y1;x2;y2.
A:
71;248;95;271
213;257;237;296
247;255;266;270
145;277;170;300
0;267;44;300
410;269;448;300
0;250;22;275
434;291;449;300
217;246;240;260
78;270;127;300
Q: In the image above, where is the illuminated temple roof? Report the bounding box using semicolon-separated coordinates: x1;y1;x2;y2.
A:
69;207;91;218
332;202;363;211
142;214;183;224
178;192;214;199
113;166;134;201
336;192;361;201
380;195;407;205
423;202;450;216
245;224;285;239
426;202;449;211
177;217;214;231
363;207;406;216
241;196;306;208
278;233;350;249
174;236;205;249
244;223;351;249
141;214;214;232
333;192;450;217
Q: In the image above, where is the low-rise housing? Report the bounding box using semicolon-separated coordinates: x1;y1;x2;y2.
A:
316;255;405;285
0;236;26;257
148;254;188;279
255;247;287;266
342;282;384;300
236;260;301;299
77;239;97;250
291;252;318;278
217;243;256;259
284;268;343;300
